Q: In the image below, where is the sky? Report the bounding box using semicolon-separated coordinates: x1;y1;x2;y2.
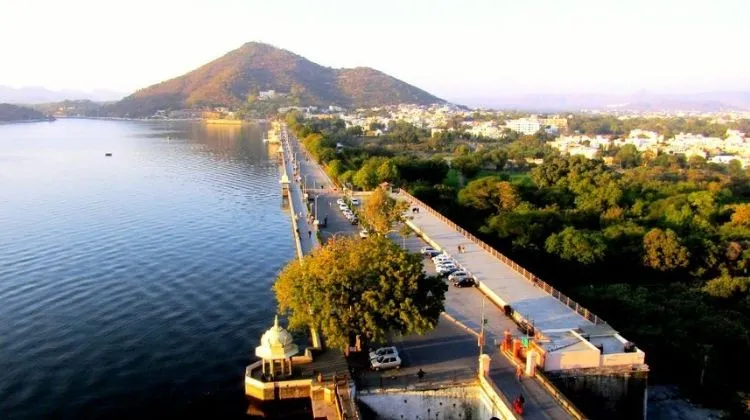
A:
1;0;749;103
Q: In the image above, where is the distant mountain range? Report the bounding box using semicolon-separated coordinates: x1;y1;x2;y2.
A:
461;92;750;112
0;86;124;104
108;42;444;117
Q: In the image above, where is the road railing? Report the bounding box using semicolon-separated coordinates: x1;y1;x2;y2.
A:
398;190;605;326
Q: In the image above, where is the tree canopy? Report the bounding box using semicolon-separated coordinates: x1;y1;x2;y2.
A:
273;236;447;349
361;187;409;235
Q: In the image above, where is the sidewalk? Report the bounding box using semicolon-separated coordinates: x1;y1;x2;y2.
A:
280;130;319;255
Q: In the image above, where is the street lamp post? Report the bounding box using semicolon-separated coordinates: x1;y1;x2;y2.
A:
479;295;487;357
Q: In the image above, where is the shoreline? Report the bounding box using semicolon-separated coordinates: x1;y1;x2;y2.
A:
0;117;56;125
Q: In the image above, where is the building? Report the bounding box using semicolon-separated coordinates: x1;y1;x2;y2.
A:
506;118;542;135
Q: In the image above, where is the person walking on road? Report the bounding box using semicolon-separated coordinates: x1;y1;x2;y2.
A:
516;364;524;381
308;230;312;239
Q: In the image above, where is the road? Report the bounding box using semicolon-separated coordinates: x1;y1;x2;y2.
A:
280;130;319;254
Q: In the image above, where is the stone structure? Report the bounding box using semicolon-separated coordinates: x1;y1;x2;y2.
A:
255;316;299;378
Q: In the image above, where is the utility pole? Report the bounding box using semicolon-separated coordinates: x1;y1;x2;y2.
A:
479;295;487;356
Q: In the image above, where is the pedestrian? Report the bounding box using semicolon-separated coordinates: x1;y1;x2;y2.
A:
296;228;300;236
457;245;462;254
308;230;312;239
417;368;425;381
516;364;524;381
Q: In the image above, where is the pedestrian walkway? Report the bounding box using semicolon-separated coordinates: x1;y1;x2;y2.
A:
280;131;319;255
401;193;594;332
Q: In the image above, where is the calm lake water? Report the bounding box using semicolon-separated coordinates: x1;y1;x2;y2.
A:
0;119;304;419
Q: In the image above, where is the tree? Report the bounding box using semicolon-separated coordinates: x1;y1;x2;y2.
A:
274;236;447;350
730;204;750;226
545;227;606;264
361;186;409;235
702;275;750;298
458;176;520;212
376;160;400;184
643;228;690;271
614;144;641;168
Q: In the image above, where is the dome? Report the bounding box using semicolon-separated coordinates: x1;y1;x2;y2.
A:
255;316;299;360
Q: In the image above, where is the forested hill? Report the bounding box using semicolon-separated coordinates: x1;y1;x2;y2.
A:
107;42;443;117
0;103;52;122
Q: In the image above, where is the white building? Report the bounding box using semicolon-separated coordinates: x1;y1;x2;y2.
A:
506;118;542;135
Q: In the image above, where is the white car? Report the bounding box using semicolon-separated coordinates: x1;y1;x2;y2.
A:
436;264;458;275
339;203;349;211
448;271;470;282
350;198;360;206
432;255;454;264
343;210;355;218
336;198;345;205
359;229;369;238
370;354;402;371
369;346;398;360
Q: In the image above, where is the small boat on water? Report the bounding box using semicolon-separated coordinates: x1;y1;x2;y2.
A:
105;153;113;157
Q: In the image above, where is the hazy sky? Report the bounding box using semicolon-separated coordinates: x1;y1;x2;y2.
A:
1;0;748;102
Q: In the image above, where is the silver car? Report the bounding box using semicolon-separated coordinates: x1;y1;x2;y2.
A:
370;354;402;371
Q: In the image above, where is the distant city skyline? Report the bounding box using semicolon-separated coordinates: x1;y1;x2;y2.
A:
1;0;749;104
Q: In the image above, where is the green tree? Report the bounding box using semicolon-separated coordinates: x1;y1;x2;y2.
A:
614;144;641;168
702;275;750;298
458;176;520;212
643;228;690;271
274;236;447;349
545;227;607;264
376;159;400;184
361;187;409;235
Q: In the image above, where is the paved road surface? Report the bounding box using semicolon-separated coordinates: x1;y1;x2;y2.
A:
391;232;573;420
402;199;592;332
280;131;319;254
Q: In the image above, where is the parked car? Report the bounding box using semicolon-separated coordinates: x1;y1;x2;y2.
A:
343;210;355;218
453;277;476;288
448;271;470;282
369;346;398;360
359;229;369;238
370;354;402;371
432;255;454;264
350;218;359;225
350;198;360;206
336;198;345;205
436;264;459;275
420;246;441;257
339;203;349;211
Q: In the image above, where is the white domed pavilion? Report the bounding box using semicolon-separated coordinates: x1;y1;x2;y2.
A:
255;315;299;378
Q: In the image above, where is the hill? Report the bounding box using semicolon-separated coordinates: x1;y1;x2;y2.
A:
108;42;443;117
0;103;53;122
0;86;124;104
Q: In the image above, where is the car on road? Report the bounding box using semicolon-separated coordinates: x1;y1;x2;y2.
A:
420;246;441;257
448;270;470;282
432;255;454;264
370;354;401;371
453;277;476;288
369;346;398;360
436;264;459;275
350;198;360;206
359;229;369;238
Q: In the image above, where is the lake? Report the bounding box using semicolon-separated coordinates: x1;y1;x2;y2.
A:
0;119;304;418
